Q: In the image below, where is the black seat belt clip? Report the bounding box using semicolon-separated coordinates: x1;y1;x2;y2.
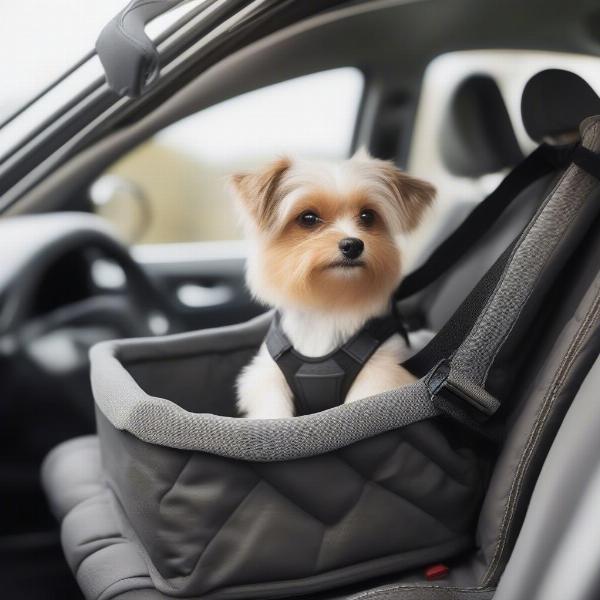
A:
427;359;500;425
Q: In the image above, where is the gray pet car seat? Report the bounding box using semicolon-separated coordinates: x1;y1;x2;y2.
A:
42;73;600;600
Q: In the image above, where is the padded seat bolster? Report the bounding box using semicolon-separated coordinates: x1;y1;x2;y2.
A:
42;439;158;599
62;493;153;600
41;436;104;520
40;118;600;600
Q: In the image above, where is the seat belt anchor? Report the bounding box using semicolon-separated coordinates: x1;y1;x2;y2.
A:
427;359;501;424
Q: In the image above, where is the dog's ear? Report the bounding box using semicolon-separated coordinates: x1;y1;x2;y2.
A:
229;157;291;229
379;163;436;232
353;152;435;231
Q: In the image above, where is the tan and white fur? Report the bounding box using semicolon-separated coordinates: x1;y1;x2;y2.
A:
229;149;436;419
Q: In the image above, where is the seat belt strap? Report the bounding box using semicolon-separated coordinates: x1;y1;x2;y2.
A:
423;128;600;435
395;143;576;300
426;359;502;438
572;145;600;179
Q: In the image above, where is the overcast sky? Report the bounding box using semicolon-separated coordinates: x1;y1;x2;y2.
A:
0;1;127;117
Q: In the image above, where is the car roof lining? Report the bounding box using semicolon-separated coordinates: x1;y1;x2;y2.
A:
7;0;600;216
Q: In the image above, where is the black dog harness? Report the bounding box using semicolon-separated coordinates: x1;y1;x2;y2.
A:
265;311;408;415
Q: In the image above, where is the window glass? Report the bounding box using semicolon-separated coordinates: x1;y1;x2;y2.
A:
0;0;126;120
0;0;207;159
92;68;364;244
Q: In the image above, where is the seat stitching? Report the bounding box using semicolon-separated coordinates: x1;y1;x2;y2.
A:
97;574;154;600
312;513;328;576
73;537;131;576
247;474;335;576
485;288;600;580
245;466;366;576
485;290;600;583
334;453;460;534
245;464;330;524
340;437;473;529
312;480;369;575
157;452;193;507
338;432;408;484
349;584;495;600
481;286;600;585
401;435;476;488
184;480;262;583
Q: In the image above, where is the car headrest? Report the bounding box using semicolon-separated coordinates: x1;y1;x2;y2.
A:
521;69;600;143
441;75;523;177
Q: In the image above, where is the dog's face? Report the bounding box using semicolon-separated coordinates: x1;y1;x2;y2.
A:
230;151;435;313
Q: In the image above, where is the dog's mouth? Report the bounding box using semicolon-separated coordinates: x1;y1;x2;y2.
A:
326;259;366;270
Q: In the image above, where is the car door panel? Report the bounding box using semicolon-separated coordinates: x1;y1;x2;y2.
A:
135;244;264;330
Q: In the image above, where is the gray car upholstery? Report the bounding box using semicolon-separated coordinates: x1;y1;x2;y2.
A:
42;258;599;599
494;354;600;600
41;70;600;599
41;435;104;520
42;117;600;599
416;68;600;332
41;242;600;600
328;221;600;600
83;295;488;599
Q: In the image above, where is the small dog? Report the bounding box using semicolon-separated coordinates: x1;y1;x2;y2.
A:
230;150;435;419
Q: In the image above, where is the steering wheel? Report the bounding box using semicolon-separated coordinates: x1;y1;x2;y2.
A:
0;212;182;341
0;213;185;440
0;213;186;532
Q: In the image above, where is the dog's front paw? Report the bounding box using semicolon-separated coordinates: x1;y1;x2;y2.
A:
237;400;295;420
236;387;295;419
235;347;295;419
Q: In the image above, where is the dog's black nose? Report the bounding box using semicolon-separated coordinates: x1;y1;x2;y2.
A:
338;237;364;259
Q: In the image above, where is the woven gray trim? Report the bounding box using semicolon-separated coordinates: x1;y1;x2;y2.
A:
349;586;495;600
452;116;600;384
91;311;439;461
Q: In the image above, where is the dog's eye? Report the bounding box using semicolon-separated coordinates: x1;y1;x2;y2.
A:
359;209;376;227
298;211;321;228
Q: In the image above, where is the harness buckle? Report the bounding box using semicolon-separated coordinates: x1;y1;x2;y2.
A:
427;359;500;425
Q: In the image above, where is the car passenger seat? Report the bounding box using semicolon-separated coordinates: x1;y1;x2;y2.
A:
41;70;600;599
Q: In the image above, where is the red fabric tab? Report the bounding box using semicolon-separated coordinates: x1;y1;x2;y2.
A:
424;563;449;581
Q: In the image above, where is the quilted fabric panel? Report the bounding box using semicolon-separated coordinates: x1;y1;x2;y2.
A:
251;453;368;524
339;423;483;533
98;414;484;598
191;480;326;591
157;451;260;577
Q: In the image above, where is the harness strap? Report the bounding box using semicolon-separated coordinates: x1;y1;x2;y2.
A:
395;143;576;300
427;125;600;436
265;126;600;426
266;312;401;415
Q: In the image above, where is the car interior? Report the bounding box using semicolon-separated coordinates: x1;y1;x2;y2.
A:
1;0;600;598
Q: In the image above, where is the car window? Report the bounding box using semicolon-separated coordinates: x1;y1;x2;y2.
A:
92;68;364;244
404;49;600;269
0;1;125;120
0;0;208;162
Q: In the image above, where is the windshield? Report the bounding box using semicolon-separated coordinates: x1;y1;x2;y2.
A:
0;1;128;121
